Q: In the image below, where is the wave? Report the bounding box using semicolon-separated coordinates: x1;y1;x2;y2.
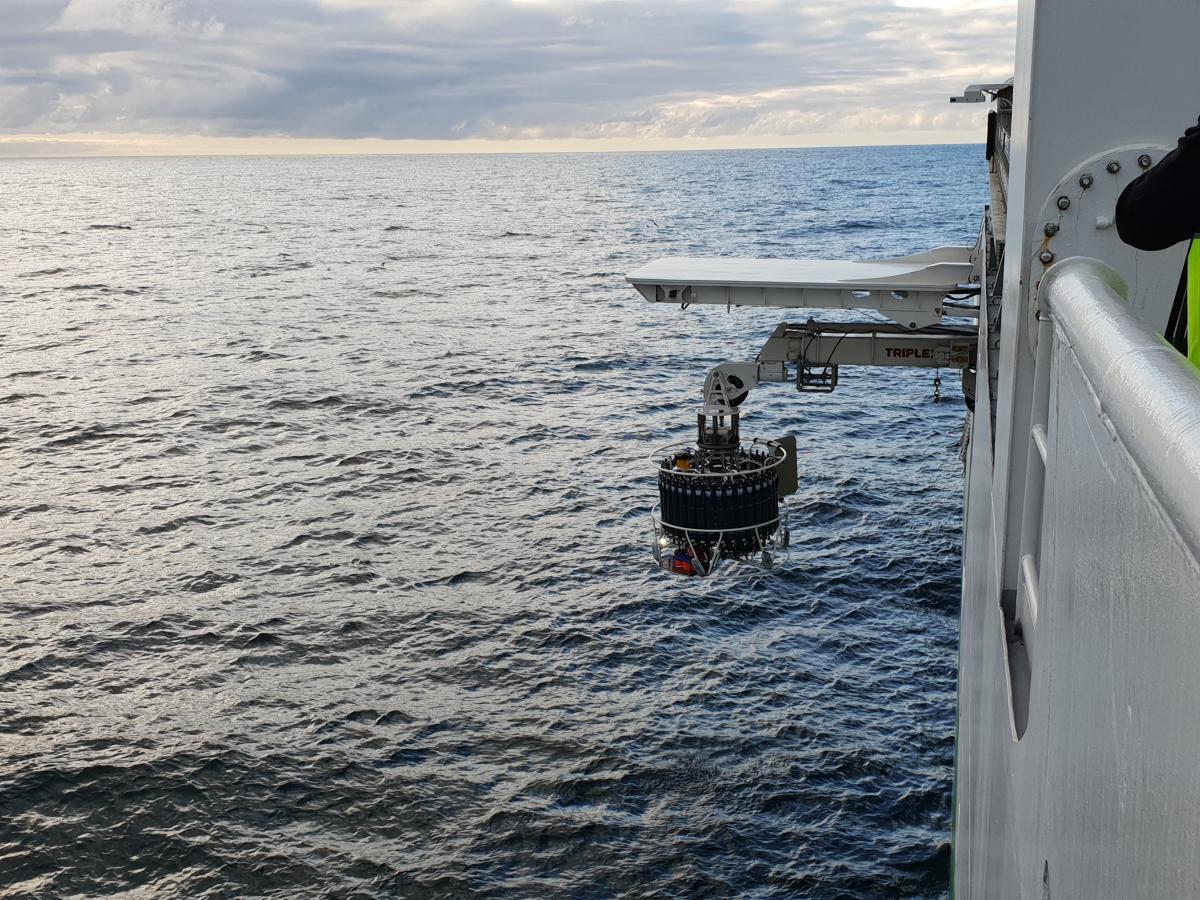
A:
0;147;968;899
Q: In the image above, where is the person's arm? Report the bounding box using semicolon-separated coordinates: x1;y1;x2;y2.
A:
1116;117;1200;251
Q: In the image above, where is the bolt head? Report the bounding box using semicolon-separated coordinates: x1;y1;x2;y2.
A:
1079;174;1094;189
1106;160;1121;174
1056;196;1071;210
1138;154;1153;170
1044;222;1059;236
1039;250;1056;265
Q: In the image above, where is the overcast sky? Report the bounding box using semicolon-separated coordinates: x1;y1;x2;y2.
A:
0;0;1016;155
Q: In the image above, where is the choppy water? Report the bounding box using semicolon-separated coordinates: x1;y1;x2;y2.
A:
1;146;983;898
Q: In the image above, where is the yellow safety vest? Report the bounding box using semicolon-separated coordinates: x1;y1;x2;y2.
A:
1189;237;1200;367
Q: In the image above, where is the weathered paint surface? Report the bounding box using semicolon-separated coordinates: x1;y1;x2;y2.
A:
955;0;1200;891
957;259;1200;896
955;0;1200;887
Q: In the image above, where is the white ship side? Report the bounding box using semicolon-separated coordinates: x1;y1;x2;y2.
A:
953;0;1200;895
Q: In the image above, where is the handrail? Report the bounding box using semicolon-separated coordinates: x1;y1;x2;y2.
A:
1040;257;1200;558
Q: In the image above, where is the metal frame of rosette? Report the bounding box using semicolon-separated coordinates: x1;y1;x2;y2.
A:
649;428;792;579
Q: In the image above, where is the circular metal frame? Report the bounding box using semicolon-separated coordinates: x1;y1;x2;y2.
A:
647;437;788;478
650;501;792;578
650;504;787;535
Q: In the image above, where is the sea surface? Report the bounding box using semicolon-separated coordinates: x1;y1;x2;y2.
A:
1;146;983;898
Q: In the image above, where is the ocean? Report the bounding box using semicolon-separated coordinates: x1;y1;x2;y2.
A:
1;145;984;898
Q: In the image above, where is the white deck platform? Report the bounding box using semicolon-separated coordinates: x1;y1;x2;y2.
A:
626;246;975;327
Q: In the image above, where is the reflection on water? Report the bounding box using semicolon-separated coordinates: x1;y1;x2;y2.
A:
0;146;981;897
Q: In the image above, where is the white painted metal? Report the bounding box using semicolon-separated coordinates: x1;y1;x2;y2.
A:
700;361;788;415
951;79;1013;104
1042;258;1200;557
757;324;975;370
958;257;1200;898
989;0;1200;597
956;0;1200;892
626;248;975;327
1026;145;1185;351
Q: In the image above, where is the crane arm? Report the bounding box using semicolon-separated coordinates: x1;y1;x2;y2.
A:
701;361;788;416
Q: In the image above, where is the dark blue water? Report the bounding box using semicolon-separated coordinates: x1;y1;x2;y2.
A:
1;145;982;898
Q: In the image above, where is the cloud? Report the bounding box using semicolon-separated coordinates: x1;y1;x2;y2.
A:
52;0;223;38
1;0;1016;144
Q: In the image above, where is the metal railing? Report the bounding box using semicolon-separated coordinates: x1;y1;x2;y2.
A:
1040;257;1200;558
999;256;1200;742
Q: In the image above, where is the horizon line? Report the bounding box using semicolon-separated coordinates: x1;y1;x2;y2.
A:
0;129;987;160
3;142;986;162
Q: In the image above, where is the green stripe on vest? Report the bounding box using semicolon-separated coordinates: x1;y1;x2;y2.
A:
1189;238;1200;368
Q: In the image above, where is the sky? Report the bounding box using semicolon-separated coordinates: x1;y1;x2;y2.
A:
0;0;1017;156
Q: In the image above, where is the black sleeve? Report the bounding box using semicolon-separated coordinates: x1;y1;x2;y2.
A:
1116;117;1200;251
